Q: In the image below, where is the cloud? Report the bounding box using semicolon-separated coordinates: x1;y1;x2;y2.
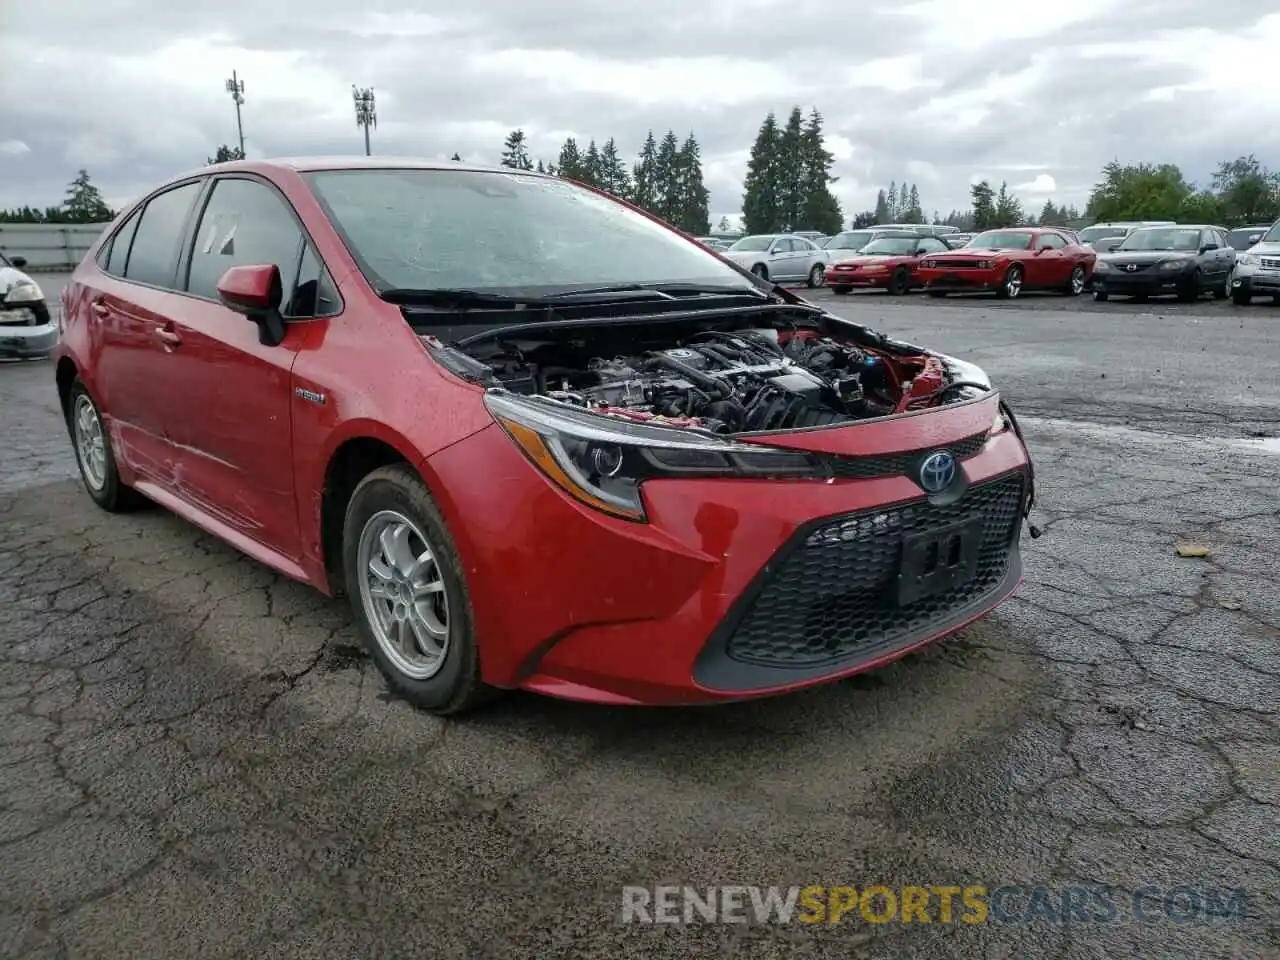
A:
0;2;1277;225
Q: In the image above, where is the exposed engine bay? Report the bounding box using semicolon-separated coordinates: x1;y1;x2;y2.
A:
421;309;986;435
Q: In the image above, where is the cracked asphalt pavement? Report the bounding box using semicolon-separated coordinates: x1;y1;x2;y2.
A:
2;279;1277;958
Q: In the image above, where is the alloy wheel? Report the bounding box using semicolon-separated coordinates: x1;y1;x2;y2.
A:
72;394;107;492
356;509;451;680
1070;266;1086;295
1005;267;1023;298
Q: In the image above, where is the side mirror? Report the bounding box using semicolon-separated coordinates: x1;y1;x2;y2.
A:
1200;243;1218;253
217;263;286;346
9;255;27;269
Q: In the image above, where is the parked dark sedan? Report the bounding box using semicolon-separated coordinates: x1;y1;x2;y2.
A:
1091;225;1234;302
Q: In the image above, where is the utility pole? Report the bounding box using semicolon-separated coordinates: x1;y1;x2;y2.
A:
353;86;376;156
224;71;246;157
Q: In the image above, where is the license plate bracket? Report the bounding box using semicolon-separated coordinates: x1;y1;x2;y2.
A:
896;517;983;606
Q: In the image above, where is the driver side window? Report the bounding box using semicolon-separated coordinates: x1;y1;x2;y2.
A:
1037;234;1065;249
917;238;946;254
772;238;792;254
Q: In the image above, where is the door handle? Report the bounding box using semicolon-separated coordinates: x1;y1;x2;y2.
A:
152;327;182;348
90;300;109;318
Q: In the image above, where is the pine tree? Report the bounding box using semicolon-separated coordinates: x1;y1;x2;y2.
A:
994;181;1023;227
776;107;806;231
873;190;889;224
798;109;841;234
582;140;603;188
598;138;632;199
970;181;997;230
535;159;545;174
207;144;245;164
674;133;710;234
886;181;898;221
741;113;783;234
631;131;659;213
906;184;922;223
500;130;533;170
62;170;114;223
654;131;680;222
556;138;583;180
450;152;462;161
716;215;732;232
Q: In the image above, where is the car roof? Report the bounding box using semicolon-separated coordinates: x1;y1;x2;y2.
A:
179;156;551;182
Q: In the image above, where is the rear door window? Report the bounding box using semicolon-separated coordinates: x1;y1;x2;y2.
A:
123;182;202;288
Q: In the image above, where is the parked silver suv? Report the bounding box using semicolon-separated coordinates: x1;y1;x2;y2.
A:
1230;219;1280;305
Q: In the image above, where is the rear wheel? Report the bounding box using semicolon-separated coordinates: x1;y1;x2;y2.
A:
996;264;1023;299
806;263;825;288
927;289;948;298
1213;274;1230;300
886;267;910;295
751;263;768;280
1065;265;1087;296
66;380;145;513
1093;290;1109;302
343;464;491;715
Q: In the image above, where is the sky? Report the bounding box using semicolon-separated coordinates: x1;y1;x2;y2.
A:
2;0;1278;227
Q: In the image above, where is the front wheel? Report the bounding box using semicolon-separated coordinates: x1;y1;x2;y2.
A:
806;263;825;288
886;267;910;296
343;464;490;715
996;265;1023;299
1213;276;1230;300
751;263;768;279
66;380;145;513
1175;272;1201;303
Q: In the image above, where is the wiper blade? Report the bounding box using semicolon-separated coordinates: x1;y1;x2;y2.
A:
542;282;768;301
380;288;552;307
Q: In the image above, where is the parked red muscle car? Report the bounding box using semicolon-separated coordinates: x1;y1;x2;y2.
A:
916;228;1095;300
827;233;952;295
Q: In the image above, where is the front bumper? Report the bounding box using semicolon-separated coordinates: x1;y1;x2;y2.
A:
919;269;1001;293
1091;267;1192;296
426;417;1031;705
1232;269;1280;298
0;301;57;358
827;267;891;288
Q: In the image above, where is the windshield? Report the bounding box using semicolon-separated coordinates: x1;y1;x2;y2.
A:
1079;226;1129;243
727;236;775;252
1226;229;1266;251
825;231;872;250
304;168;756;294
967;231;1033;250
1117;228;1201;252
1262;222;1280;243
860;237;919;255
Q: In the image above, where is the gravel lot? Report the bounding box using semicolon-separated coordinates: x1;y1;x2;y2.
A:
2;279;1277;958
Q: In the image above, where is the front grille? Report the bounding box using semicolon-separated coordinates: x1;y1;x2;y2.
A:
820;433;988;480
1260;257;1280;270
928;259;980;269
723;470;1025;667
1111;262;1153;273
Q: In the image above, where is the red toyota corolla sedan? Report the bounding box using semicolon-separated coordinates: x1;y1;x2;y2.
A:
916;228;1095;299
54;158;1037;714
827;233;953;295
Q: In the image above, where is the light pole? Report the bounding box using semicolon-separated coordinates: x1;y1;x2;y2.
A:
224;71;246;157
353;86;376;156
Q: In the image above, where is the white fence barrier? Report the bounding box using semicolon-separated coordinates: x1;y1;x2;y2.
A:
0;222;112;272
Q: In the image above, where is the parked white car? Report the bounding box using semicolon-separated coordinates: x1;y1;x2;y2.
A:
1230;219;1280;305
721;234;828;287
0;252;56;359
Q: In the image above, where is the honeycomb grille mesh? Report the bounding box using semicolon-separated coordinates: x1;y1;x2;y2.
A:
724;470;1025;667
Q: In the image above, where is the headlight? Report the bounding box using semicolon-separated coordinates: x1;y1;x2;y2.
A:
4;280;43;303
1238;254;1257;267
1159;260;1188;271
1093;260;1111;272
484;391;823;521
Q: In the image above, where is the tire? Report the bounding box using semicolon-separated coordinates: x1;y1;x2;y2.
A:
1175;272;1200;303
996;264;1023;299
1213;276;1230;300
751;263;768;280
1065;265;1087;296
886;267;910;296
342;463;490;715
1232;288;1252;306
66;380;146;513
1093;290;1109;302
806;263;825;288
831;285;851;295
927;290;948;298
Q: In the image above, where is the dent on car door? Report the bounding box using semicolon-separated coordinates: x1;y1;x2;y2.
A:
92;179;204;484
162;175;331;559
